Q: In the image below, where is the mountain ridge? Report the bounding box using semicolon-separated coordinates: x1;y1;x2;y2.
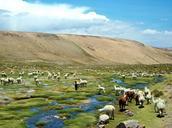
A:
0;31;172;65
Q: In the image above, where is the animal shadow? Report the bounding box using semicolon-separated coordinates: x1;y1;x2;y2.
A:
157;115;165;118
119;109;127;112
138;106;144;108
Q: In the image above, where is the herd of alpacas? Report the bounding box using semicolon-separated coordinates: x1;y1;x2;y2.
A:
0;70;167;128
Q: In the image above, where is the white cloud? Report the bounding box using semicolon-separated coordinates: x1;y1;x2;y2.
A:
141;29;172;47
0;0;171;47
0;0;108;20
0;0;108;31
142;29;160;35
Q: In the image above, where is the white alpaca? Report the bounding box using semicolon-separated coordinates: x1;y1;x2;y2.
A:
1;72;7;77
53;74;58;79
35;78;40;85
132;73;137;79
121;75;125;79
99;105;115;120
139;94;145;106
152;96;166;116
99;114;109;124
98;85;105;94
47;72;52;79
136;90;145;107
144;87;150;95
145;92;152;105
19;71;24;76
144;87;152;104
64;73;69;79
79;79;87;87
114;85;125;95
57;72;61;76
16;76;22;84
1;78;9;85
57;75;60;81
8;77;15;84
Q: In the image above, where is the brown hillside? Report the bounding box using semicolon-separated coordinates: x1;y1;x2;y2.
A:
0;31;172;65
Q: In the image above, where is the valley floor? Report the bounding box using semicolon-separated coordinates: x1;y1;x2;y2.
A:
0;63;171;128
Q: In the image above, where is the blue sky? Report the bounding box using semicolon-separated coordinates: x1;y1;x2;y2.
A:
0;0;172;47
27;0;172;30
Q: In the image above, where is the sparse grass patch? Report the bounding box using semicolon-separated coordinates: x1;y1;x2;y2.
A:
64;113;96;128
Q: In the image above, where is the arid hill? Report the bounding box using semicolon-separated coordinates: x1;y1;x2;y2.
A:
0;31;172;65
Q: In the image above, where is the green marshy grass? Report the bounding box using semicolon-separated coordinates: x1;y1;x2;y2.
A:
0;64;171;128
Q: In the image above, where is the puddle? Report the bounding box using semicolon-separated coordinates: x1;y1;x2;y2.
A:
112;78;128;86
26;110;64;128
49;101;58;106
26;95;114;128
79;96;113;112
30;107;41;113
132;83;148;89
154;76;164;83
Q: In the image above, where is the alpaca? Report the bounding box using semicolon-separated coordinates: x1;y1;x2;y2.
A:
99;105;115;120
47;72;52;79
79;79;87;87
152;96;166;117
135;90;145;107
145;91;152;104
99;114;109;124
144;87;150;95
98;85;105;94
114;85;125;95
125;90;135;102
119;94;128;111
16;76;22;84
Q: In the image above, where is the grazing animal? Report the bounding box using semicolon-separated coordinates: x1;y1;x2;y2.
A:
35;78;40;85
125;90;135;102
152;96;166;117
1;78;9;85
79;79;87;87
64;73;69;79
98;114;109;125
16;77;22;84
98;85;105;94
121;75;125;79
132;73;137;79
53;73;58;79
114;85;125;96
47;72;52;79
119;94;128;111
57;75;60;81
8;77;15;84
145;92;152;104
144;87;152;104
138;93;145;108
99;105;115;120
1;72;7;77
19;71;24;77
144;87;150;95
136;90;145;108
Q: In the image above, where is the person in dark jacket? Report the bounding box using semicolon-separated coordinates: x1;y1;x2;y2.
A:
74;80;79;91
